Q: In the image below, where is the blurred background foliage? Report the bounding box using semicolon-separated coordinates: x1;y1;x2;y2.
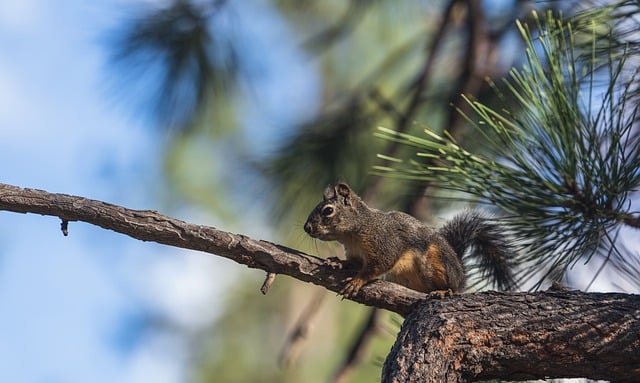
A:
106;0;639;382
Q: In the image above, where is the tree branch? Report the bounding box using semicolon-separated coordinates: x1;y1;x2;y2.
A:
622;213;640;229
0;182;423;316
383;290;640;382
2;182;640;381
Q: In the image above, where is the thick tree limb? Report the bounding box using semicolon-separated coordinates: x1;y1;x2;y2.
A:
0;183;423;316
2;182;640;382
383;290;640;382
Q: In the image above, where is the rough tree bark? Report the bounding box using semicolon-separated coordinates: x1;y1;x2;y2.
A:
384;290;640;382
1;183;639;382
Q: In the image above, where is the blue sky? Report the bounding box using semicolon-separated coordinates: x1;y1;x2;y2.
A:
0;0;318;383
0;1;317;382
0;1;179;381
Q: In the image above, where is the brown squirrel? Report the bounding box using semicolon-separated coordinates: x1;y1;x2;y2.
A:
304;182;516;298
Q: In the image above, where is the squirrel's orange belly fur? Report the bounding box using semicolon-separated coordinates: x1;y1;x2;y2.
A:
387;244;449;293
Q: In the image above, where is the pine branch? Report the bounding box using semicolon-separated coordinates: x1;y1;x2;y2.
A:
374;11;640;289
108;0;232;128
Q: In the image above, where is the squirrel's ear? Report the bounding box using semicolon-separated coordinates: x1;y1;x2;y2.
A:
323;185;335;200
335;182;352;198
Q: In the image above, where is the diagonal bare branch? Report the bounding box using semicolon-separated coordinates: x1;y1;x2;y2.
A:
0;182;424;316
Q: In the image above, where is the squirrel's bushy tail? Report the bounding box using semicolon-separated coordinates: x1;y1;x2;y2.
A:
439;210;516;291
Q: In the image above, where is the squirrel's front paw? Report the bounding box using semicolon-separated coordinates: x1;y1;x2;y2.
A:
429;289;454;299
340;277;366;299
325;256;344;270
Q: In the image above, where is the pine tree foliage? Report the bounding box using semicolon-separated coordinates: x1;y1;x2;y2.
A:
375;11;640;290
108;0;235;128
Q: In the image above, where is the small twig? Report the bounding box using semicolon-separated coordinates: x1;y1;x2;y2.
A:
60;219;69;236
397;0;460;131
279;290;327;367
261;272;277;294
368;88;403;120
303;2;369;51
623;213;640;228
445;0;492;139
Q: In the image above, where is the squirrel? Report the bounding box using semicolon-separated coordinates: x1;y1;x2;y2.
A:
304;182;516;298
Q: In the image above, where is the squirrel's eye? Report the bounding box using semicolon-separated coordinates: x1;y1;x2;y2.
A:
321;206;334;217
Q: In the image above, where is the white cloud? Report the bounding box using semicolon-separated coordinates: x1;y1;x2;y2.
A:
121;332;187;383
134;247;239;330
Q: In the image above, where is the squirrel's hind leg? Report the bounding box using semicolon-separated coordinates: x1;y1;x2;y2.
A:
339;276;367;299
